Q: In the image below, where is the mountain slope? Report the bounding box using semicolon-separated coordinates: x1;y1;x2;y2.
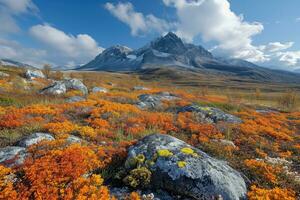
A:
0;59;35;69
79;32;300;83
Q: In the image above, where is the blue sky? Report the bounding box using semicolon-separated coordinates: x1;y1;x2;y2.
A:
0;0;300;71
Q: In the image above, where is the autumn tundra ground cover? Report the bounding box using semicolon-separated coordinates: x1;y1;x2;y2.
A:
0;66;299;199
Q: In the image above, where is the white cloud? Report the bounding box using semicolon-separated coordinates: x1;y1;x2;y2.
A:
0;38;48;67
277;51;300;66
163;0;267;62
0;0;37;35
259;42;294;53
105;2;173;36
0;0;37;14
296;17;300;22
29;24;103;66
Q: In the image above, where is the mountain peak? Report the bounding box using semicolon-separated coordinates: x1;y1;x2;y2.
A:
164;32;180;40
150;32;186;54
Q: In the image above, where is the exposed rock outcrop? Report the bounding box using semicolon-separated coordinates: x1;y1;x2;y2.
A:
137;92;179;109
16;132;55;147
125;134;247;200
25;69;45;80
40;79;88;95
178;105;242;124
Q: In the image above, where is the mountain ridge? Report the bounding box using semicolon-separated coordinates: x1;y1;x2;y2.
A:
30;32;300;83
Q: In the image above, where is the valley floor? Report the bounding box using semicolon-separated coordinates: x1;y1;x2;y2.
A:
0;67;299;199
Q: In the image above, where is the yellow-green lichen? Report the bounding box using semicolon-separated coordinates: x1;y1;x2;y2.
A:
181;147;194;155
177;161;187;168
157;149;173;157
201;107;211;111
123;167;152;188
136;154;145;163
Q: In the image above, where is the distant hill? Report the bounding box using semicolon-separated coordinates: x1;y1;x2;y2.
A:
0;58;35;69
78;32;300;83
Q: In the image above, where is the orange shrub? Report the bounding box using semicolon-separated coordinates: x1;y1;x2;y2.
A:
244;159;282;184
18;144;101;199
248;185;296;200
0;165;17;200
127;192;141;200
64;174;115;200
44;121;78;135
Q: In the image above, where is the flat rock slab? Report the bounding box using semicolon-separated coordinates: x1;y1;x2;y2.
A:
137;92;179;109
178;105;242;124
126;134;247;200
16;132;54;147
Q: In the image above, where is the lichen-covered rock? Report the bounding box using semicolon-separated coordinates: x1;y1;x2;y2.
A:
16;132;54;147
92;86;108;93
40;78;88;95
0;146;26;167
40;81;67;95
63;79;88;95
25;69;45;80
137;92;179;109
178;105;242;124
66;96;86;103
126;134;247;200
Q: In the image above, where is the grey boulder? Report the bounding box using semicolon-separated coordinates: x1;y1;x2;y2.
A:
25;69;45;80
137;92;179;109
178;105;242;124
126;134;247;200
40;81;67;95
63;79;88;95
16;132;54;147
0;146;26;167
40;79;88;95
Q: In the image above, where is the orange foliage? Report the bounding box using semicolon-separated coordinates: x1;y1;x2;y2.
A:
0;165;17;200
177;112;223;143
127;192;141;200
18;144;101;199
244;159;282;184
238;111;294;141
248;185;296;200
44;121;78;135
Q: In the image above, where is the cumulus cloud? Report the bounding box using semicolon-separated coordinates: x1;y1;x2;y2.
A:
259;42;294;53
163;0;267;62
0;38;48;66
0;0;37;35
277;51;300;66
29;24;103;66
105;2;173;36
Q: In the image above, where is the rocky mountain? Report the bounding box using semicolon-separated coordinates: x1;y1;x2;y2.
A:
0;58;35;69
78;32;300;83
